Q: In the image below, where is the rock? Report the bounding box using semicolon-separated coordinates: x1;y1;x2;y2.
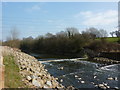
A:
44;85;49;88
81;81;85;83
114;87;119;89
32;79;41;87
95;85;98;87
106;86;110;88
45;69;48;71
75;75;78;78
60;79;63;82
55;78;58;80
107;77;113;80
63;75;66;77
2;46;64;88
91;82;94;84
78;78;81;80
58;67;64;70
46;81;52;86
26;76;32;81
66;86;75;90
21;65;26;70
94;76;97;79
98;84;106;89
52;80;58;87
114;77;118;81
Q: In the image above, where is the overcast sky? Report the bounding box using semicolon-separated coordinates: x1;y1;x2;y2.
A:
2;2;118;40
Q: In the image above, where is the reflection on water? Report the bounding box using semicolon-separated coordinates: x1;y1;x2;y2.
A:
37;58;120;89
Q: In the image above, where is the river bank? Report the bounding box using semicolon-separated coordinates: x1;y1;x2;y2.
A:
1;46;120;89
29;53;120;89
2;46;75;89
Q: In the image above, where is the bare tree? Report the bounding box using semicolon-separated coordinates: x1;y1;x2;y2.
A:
66;27;79;38
99;29;108;37
5;27;20;48
10;27;19;40
115;30;120;37
86;27;100;37
45;33;54;38
56;31;67;37
85;27;108;38
110;32;114;37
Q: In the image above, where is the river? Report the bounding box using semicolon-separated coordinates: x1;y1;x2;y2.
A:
31;53;120;89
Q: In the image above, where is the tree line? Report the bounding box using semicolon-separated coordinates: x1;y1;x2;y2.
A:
3;27;120;58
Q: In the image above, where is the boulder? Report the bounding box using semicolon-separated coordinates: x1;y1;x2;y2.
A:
75;75;79;78
32;79;41;87
78;78;81;80
58;67;64;70
81;81;85;83
60;79;63;82
107;77;113;80
44;85;49;88
26;76;32;81
46;81;52;86
98;84;106;89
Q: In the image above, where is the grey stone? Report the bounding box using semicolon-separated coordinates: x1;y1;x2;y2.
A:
98;84;106;89
107;77;113;80
58;67;64;70
46;81;52;86
44;85;49;88
32;79;41;87
60;79;63;82
27;76;32;81
78;78;82;80
75;75;78;78
94;76;97;79
81;81;85;83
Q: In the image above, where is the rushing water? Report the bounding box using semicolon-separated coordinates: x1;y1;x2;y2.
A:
31;54;120;89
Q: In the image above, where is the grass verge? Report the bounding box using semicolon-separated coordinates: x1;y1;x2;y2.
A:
96;37;120;43
3;55;26;88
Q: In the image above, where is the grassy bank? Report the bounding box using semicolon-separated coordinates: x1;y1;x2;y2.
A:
96;37;120;43
105;37;119;42
3;55;26;88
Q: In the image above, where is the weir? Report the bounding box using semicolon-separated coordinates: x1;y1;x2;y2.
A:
39;58;87;63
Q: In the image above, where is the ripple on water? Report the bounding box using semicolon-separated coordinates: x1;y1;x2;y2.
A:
39;59;120;88
99;64;120;72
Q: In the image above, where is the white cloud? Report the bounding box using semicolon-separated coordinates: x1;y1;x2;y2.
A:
26;5;41;12
75;11;93;18
75;10;118;26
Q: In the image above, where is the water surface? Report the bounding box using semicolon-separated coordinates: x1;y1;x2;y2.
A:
32;54;120;89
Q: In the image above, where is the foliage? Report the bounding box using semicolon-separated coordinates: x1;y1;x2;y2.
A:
3;27;120;58
19;27;95;57
3;39;21;48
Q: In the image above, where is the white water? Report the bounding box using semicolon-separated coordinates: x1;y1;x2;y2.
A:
39;58;87;63
37;57;120;88
99;64;120;71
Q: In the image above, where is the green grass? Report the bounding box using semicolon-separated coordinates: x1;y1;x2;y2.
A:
105;37;119;42
96;37;120;43
3;55;27;88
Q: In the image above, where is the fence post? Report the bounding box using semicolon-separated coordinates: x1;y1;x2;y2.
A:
0;56;4;90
